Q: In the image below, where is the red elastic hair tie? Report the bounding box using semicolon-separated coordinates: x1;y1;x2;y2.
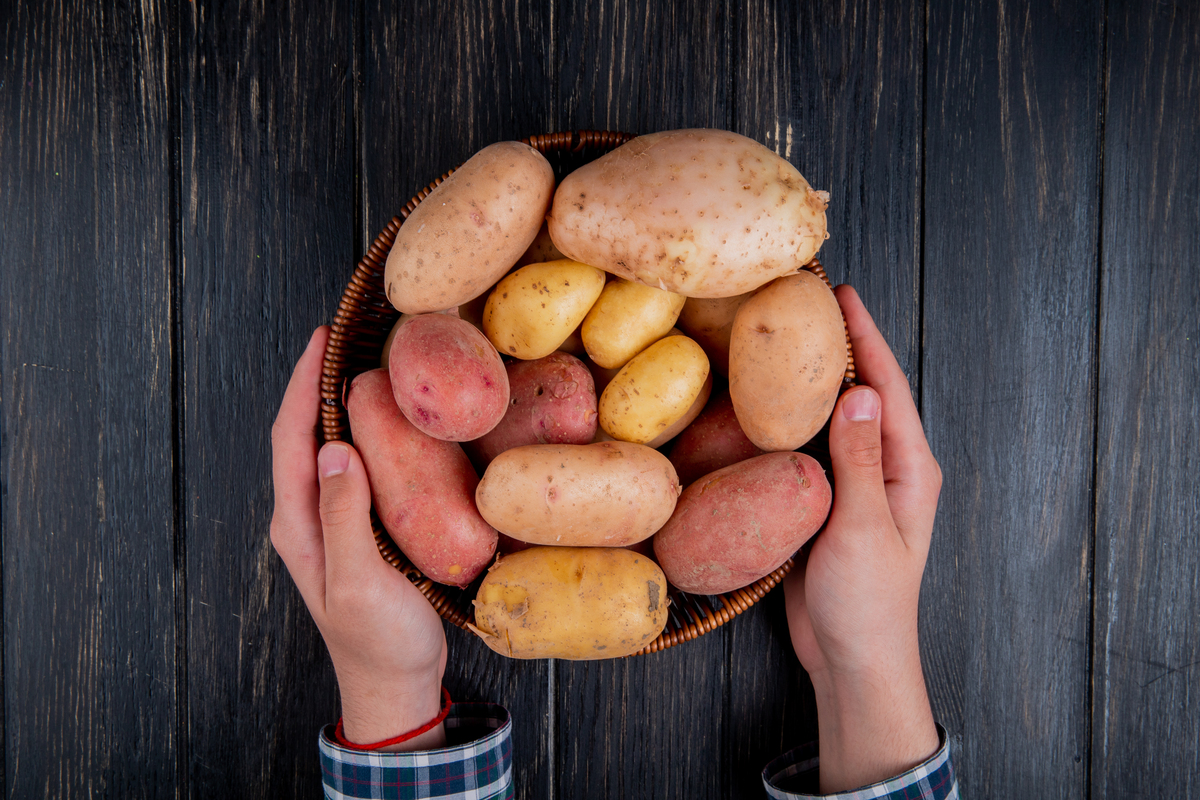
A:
333;686;452;751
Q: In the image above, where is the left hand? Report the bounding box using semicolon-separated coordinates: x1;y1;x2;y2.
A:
270;326;449;751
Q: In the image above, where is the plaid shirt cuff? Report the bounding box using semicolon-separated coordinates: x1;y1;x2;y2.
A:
762;723;958;800
319;701;513;800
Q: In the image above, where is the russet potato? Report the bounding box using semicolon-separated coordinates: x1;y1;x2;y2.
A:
547;129;828;297
729;271;846;451
385;141;554;314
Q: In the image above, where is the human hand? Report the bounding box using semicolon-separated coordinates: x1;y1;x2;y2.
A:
270;327;449;751
783;286;941;791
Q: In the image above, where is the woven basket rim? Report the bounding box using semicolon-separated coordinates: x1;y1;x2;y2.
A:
319;129;856;658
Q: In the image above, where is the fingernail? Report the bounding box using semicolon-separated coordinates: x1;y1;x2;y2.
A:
319;444;349;477
842;389;879;421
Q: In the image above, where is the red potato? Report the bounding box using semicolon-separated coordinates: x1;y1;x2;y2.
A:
667;390;765;486
654;452;831;594
346;369;497;586
464;352;598;469
389;313;510;442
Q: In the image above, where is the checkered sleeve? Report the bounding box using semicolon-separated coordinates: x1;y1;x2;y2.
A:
319;702;513;800
762;724;958;800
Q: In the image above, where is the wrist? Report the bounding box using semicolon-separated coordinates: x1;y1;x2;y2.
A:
336;666;447;752
810;653;939;793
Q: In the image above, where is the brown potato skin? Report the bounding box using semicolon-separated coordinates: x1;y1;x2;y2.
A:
654;452;831;594
667;390;765;486
346;369;497;586
546;129;828;297
513;221;566;268
676;293;753;376
470;546;668;659
729;272;846;450
464;352;598;469
385;141;554;313
389;314;510;441
476;442;680;547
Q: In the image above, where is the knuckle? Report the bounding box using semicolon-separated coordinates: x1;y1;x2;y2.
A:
318;486;359;526
843;436;883;469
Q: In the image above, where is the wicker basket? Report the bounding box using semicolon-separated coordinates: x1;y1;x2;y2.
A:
320;130;855;656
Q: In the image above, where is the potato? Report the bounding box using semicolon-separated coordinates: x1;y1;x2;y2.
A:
469;546;668;659
667;390;765;486
476;441;680;547
729;271;846;450
645;370;712;449
464;352;598;468
483;260;606;360
514;220;566;268
598;335;710;444
581;279;686;368
675;293;753;376
386;141;554;314
547;129;829;297
346;369;497;586
654;452;831;594
380;307;460;367
389;314;509;442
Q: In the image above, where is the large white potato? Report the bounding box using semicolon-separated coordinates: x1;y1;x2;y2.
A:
386;142;554;314
547;129;829;298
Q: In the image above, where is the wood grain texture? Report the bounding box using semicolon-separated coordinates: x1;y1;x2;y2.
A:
1092;2;1200;797
552;2;733;797
0;1;177;796
178;1;355;795
922;0;1102;794
361;3;556;798
730;1;925;795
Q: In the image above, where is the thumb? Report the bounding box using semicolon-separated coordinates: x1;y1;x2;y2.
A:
317;442;386;589
828;387;891;526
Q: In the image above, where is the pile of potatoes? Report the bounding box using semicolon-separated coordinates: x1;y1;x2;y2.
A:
347;130;844;660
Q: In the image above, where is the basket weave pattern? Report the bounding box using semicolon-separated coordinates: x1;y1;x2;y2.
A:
320;130;855;656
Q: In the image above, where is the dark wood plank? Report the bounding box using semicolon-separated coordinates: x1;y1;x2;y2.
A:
730;1;925;795
178;1;355;795
552;3;733;798
922;0;1103;794
362;3;556;798
0;1;177;795
1092;2;1200;796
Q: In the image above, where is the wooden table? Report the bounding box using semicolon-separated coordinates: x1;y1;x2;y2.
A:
2;1;1197;797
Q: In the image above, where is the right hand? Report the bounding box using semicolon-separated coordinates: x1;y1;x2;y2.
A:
270;327;449;751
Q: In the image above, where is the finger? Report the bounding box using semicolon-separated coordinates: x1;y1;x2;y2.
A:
270;327;331;600
317;442;391;609
834;287;941;544
835;286;932;469
271;327;330;527
826;386;893;533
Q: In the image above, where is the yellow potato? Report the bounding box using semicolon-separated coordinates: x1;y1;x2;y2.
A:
469;546;669;659
483;260;606;360
475;441;680;547
385;141;554;313
675;293;753;376
646;370;712;448
729;271;846;450
599;335;710;444
581;279;686;369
